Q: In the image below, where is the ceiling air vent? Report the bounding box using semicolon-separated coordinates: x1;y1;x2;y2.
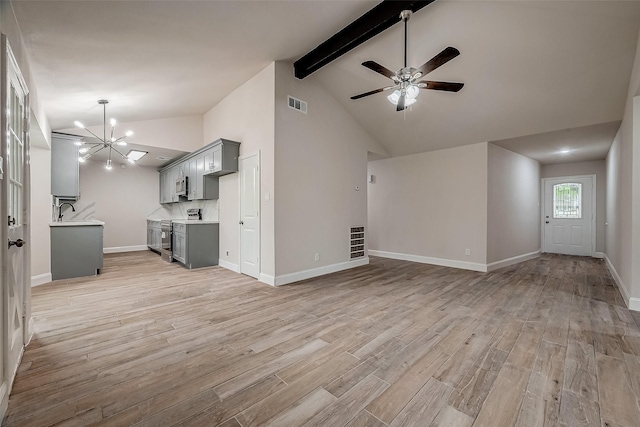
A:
288;95;307;114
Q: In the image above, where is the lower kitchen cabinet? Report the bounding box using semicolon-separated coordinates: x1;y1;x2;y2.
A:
172;222;219;269
51;223;104;280
147;220;162;254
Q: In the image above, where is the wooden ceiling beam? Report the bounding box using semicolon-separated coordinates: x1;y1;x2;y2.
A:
293;0;436;79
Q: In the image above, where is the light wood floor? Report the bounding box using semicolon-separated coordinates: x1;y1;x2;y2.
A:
4;251;640;426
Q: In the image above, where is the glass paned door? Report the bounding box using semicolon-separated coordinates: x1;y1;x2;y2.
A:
2;37;30;397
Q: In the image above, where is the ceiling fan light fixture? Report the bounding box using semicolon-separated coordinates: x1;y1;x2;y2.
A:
406;84;420;99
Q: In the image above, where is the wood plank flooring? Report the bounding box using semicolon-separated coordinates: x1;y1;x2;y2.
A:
4;251;640;426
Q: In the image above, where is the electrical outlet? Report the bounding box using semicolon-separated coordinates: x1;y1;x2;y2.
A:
314;253;320;261
465;248;470;256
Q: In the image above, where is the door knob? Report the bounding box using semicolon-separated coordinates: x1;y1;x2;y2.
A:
7;216;15;226
545;221;549;224
8;238;25;249
239;221;244;225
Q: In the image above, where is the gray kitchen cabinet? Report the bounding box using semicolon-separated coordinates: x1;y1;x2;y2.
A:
187;157;197;200
172;222;219;269
195;153;219;200
147;220;162;254
159;171;167;203
159;168;175;204
203;139;240;176
51;133;81;200
158;138;238;203
51;224;103;280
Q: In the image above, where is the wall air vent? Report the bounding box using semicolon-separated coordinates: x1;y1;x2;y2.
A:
349;226;365;260
287;95;308;114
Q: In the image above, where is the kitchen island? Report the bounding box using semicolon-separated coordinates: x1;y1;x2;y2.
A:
50;220;104;280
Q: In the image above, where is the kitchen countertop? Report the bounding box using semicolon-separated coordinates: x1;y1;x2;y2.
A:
50;220;105;227
171;219;219;224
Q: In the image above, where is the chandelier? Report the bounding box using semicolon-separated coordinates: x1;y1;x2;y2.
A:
74;99;135;170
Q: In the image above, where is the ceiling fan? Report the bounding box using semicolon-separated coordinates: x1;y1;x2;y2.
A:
351;10;464;111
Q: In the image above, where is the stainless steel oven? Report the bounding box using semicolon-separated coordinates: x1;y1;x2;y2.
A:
160;220;173;262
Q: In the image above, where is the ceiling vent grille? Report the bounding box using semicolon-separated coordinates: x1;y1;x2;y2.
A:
288;95;307;114
349;226;365;260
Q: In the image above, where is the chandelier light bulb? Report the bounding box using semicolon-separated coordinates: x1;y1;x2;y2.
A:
78;156;85;163
74;120;85;129
106;159;112;170
125;130;134;137
79;147;88;154
117;141;127;146
110;118;116;126
74;141;83;146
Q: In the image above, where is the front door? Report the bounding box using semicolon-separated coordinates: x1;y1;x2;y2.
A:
543;176;594;256
1;36;30;398
239;153;260;279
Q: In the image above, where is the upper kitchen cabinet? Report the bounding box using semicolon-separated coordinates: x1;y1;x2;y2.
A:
51;133;81;200
203;139;240;176
158;138;239;204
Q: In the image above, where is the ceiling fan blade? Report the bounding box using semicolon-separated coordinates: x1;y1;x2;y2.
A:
396;94;406;111
418;81;464;92
415;47;460;77
350;86;393;100
362;61;396;79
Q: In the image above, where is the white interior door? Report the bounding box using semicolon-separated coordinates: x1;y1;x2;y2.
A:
1;36;30;403
239;153;260;278
543;176;594;256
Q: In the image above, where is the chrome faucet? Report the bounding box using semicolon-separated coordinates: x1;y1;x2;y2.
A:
58;202;76;221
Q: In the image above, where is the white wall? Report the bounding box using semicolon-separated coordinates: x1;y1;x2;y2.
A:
273;61;387;278
487;144;541;265
30;147;51;279
605;25;640;309
368;142;489;269
541;160;606;253
61;160;164;250
202;63;276;277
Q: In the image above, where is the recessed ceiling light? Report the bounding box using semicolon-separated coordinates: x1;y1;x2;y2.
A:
126;150;148;161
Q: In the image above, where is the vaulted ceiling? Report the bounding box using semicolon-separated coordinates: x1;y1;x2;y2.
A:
12;1;640;163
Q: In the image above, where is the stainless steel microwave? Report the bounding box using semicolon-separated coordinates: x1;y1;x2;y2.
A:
175;176;188;196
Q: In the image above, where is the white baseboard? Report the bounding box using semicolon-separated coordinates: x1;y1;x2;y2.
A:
259;273;275;287
218;259;240;273
487;250;541;272
604;254;640;311
273;257;370;286
103;245;148;254
369;250;487;273
31;273;52;287
593;252;605;259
